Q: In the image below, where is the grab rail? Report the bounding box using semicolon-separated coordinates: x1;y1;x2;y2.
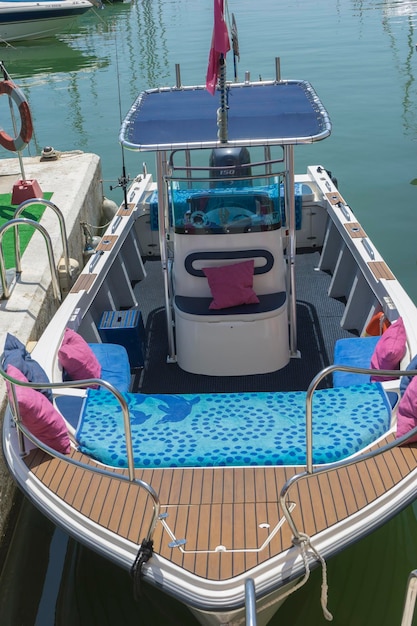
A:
0;218;61;301
168;152;284;173
13;198;71;279
245;578;257;626
401;569;417;626
280;364;417;543
167;149;285;183
1;364;161;546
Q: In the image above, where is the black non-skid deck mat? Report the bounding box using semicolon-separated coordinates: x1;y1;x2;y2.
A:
136;252;355;395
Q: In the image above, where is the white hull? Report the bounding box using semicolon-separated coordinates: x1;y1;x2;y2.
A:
0;0;92;42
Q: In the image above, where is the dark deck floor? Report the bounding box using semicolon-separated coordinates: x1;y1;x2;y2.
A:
136;250;355;395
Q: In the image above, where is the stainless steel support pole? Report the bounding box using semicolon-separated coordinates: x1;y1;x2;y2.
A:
284;144;297;357
156;151;176;362
275;57;281;82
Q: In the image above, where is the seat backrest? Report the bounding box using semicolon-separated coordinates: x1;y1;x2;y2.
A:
173;230;286;298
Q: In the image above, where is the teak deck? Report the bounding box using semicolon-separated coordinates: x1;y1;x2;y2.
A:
25;437;417;581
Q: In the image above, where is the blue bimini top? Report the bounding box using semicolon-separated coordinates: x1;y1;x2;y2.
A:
119;80;332;153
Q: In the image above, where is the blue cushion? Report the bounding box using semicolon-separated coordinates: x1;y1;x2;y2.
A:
76;383;391;468
333;336;380;387
3;333;52;401
400;354;417;396
55;395;85;429
89;343;131;393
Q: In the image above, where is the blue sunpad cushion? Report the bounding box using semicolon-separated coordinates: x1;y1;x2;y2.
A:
89;343;131;393
75;383;391;468
3;332;52;401
333;336;380;387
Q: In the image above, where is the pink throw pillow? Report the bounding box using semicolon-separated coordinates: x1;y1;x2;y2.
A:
396;373;417;444
202;260;260;310
58;328;101;385
6;364;71;454
370;317;406;382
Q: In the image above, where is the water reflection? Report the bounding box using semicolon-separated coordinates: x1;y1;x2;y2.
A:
56;539;199;626
275;500;417;625
133;0;171;88
0;498;199;626
0;37;106;81
382;2;417;138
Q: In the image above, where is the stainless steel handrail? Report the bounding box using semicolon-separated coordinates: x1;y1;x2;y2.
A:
168;152;285;172
165;169;286;184
401;569;417;626
2;364;161;545
0;218;61;301
245;578;257;626
280;364;417;542
13;198;71;278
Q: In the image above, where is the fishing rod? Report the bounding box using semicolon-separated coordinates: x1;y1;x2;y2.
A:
110;137;130;212
110;38;130;210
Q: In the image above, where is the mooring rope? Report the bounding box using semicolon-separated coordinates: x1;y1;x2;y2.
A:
278;532;333;621
130;538;154;601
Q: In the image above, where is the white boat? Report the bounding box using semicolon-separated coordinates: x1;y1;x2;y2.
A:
3;4;417;625
0;0;92;43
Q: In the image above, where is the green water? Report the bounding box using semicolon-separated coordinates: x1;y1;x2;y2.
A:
1;0;417;623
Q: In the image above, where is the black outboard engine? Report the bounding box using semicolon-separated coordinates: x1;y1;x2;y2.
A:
209;147;252;187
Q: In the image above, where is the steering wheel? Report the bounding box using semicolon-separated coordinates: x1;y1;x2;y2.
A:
189;210;208;228
205;206;253;225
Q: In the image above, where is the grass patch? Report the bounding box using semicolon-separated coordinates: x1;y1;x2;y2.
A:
0;193;53;269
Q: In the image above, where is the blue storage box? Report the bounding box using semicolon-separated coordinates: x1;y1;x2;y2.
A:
98;310;146;368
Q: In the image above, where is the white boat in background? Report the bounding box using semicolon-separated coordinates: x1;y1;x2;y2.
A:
0;0;92;43
3;2;417;624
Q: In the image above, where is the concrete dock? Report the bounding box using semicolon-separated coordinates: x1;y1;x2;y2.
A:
0;151;104;546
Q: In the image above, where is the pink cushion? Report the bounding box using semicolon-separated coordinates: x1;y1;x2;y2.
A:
6;364;71;454
58;328;101;386
396;374;417;443
202;260;260;310
370;317;406;382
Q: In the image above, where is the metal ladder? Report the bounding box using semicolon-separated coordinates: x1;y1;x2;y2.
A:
401;570;417;626
0;198;72;301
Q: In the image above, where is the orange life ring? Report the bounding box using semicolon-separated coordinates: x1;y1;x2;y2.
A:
365;312;391;336
0;80;33;152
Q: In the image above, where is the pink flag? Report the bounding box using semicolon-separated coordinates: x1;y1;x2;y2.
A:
206;0;230;95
